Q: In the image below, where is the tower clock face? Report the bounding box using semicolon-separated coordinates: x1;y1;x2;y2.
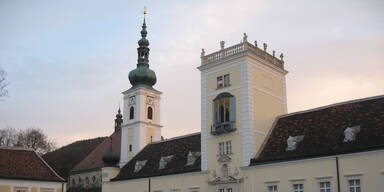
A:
129;96;135;105
146;96;154;105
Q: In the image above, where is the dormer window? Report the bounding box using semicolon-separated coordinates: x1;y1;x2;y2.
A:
343;125;361;142
159;155;173;169
134;160;147;172
286;135;305;151
186;151;201;166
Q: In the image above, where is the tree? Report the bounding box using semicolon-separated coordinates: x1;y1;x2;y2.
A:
0;68;9;101
0;127;17;147
0;127;56;154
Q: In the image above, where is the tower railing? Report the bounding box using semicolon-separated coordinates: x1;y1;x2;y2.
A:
201;41;284;70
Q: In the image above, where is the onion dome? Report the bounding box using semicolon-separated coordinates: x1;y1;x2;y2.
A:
128;18;157;88
102;141;120;166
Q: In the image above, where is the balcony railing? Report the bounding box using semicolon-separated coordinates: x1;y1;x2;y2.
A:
211;122;236;135
201;42;284;70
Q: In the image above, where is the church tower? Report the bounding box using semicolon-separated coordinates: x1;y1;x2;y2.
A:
119;17;162;167
198;34;288;183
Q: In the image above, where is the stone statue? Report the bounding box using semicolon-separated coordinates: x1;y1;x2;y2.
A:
201;48;205;57
234;168;239;177
220;41;225;50
212;170;217;178
243;33;248;42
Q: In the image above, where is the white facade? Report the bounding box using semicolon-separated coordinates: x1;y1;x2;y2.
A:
119;86;162;167
0;179;63;192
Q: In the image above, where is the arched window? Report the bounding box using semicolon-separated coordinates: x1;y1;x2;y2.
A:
129;144;132;152
71;178;76;187
147;107;153;120
212;92;236;135
129;107;134;120
85;177;89;188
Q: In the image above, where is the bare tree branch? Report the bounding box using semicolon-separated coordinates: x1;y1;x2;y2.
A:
0;68;9;101
0;127;17;147
0;127;56;154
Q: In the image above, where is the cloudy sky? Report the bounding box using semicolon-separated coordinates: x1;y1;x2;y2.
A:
0;0;383;147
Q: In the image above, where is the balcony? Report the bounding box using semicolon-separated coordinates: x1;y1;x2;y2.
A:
211;122;236;135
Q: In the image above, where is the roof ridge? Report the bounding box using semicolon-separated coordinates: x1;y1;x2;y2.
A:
150;132;201;145
0;146;35;151
71;130;121;172
33;150;65;181
281;94;384;119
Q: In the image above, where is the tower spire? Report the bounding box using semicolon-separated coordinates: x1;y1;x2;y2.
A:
128;9;157;88
115;108;123;132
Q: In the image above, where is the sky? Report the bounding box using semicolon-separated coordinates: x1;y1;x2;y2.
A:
0;0;383;148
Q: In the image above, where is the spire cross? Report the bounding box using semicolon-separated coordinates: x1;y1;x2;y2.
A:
144;6;147;19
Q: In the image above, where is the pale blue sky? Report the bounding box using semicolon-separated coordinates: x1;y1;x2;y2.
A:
1;0;383;147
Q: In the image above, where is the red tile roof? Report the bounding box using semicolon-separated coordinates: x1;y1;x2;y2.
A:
43;137;106;180
0;147;64;182
71;130;121;173
251;95;384;165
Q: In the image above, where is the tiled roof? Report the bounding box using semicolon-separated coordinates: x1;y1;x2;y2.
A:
251;95;384;165
71;130;121;173
43;137;106;179
112;133;201;181
0;147;64;182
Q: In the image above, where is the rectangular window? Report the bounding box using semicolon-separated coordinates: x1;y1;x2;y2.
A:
218;189;225;192
319;181;331;192
293;184;304;192
219;142;225;155
219;141;232;155
41;189;54;192
189;187;200;192
14;187;28;192
268;185;278;192
348;179;361;192
217;76;223;88
226;188;232;192
225;141;232;154
217;74;230;89
224;74;230;87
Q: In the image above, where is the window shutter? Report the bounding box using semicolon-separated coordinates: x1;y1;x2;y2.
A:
229;97;236;122
212;102;216;124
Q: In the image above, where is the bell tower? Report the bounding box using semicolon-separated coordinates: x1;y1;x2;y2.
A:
119;15;162;167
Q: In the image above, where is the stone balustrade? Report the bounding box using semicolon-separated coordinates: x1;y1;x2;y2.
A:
201;41;284;70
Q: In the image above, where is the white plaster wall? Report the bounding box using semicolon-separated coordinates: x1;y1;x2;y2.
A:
0;179;62;192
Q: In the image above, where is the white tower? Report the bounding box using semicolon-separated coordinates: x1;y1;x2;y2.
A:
198;34;288;175
119;18;162;167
